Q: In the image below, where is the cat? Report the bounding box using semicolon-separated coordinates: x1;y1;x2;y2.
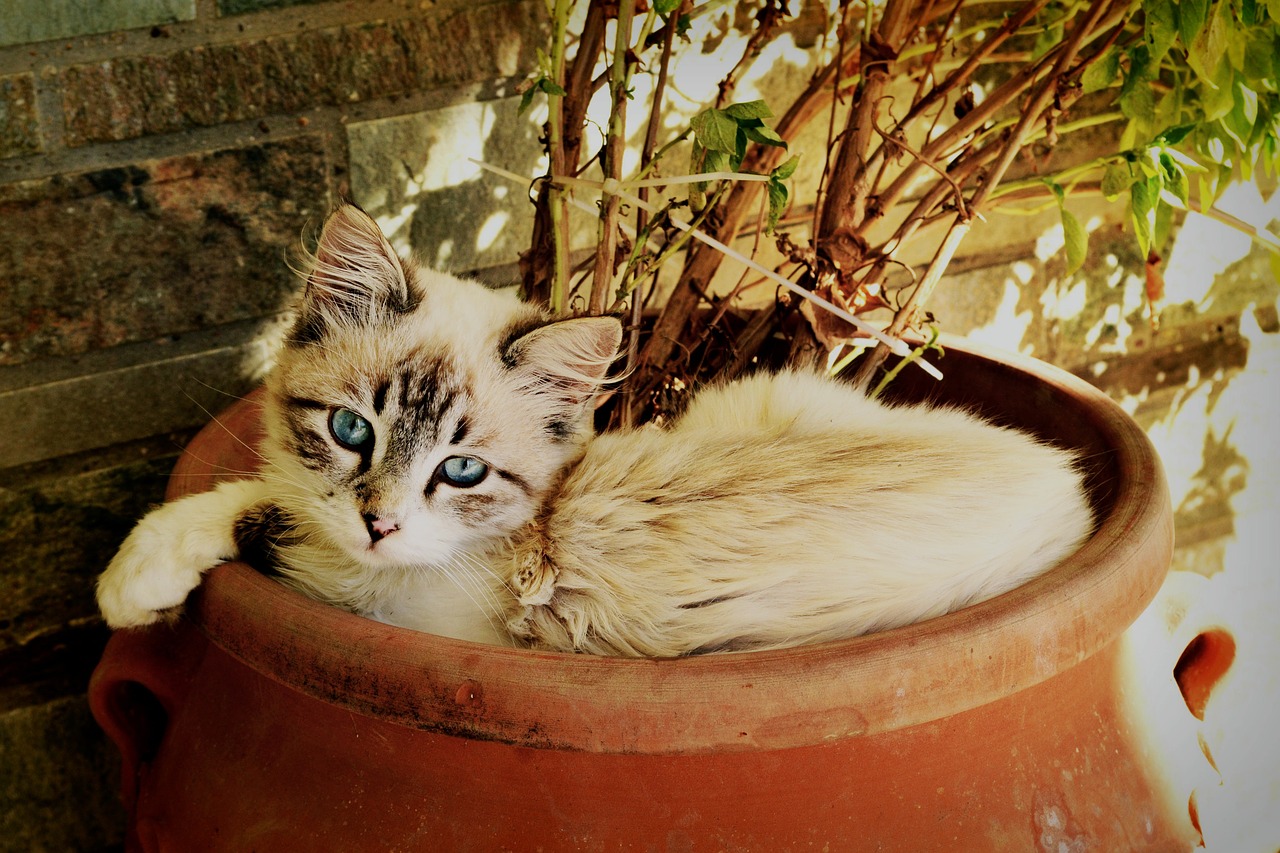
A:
97;204;1094;657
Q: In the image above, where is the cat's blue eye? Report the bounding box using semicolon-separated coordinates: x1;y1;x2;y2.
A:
329;408;373;450
439;455;488;487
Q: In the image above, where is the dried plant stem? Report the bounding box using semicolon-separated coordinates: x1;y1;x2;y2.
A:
857;149;992;290
980;0;1116;210
892;0;1052;141
852;0;1118;388
564;3;607;170
817;0;916;241
590;0;650;316
622;6;681;424
851;216;970;390
545;0;574;315
715;0;786;108
523;1;605;309
872;0;1130;227
635;35;864;392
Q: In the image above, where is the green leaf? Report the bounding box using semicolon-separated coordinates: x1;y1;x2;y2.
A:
690;109;741;155
1120;119;1139;151
518;87;536;115
1125;44;1154;84
1159;151;1191;206
1198;60;1236;121
1153;197;1174;251
701;147;730;177
722;100;774;121
1206;134;1226;161
1047;178;1086;275
741;123;787;149
1223;80;1259;145
1061;206;1088;276
1155;78;1186;130
517;76;566;115
731;126;748;171
1129;178;1157;256
765;151;799;235
1120;79;1157;124
1119;46;1156;125
771;154;801;181
1226;14;1247;73
1033;22;1064;61
1188;2;1229;81
1238;81;1259;126
535;46;554;75
1144;0;1178;63
1159;145;1207;172
1102;162;1136;199
654;0;680;15
1180;0;1210;48
1156;123;1197;145
1243;30;1276;82
766;178;789;234
1137;146;1163;178
1082;47;1121;93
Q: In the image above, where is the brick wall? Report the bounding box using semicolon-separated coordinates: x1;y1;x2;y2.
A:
0;2;543;849
1;1;1275;849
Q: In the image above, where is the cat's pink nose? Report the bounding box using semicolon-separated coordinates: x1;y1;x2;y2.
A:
363;514;400;543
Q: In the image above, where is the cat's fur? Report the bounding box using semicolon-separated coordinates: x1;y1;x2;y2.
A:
97;204;1094;657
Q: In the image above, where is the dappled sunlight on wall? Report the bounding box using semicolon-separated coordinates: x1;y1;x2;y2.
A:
348;97;549;275
957;167;1278;849
1113;186;1279;851
342;7;834;283
1180;309;1280;852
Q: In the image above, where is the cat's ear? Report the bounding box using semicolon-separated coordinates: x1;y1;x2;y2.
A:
290;204;417;343
503;317;623;410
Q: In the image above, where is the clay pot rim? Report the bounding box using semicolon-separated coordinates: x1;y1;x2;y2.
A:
179;338;1171;755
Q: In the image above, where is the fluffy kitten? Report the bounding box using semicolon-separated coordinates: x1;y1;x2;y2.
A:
97;204;1093;657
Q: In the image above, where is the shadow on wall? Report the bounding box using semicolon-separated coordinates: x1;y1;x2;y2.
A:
347;96;547;278
951;177;1280;851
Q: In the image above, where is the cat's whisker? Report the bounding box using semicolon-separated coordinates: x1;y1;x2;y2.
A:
431;555;509;639
454;549;516;595
181;391;272;465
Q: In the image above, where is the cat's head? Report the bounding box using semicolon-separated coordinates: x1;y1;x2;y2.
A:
262;204;621;572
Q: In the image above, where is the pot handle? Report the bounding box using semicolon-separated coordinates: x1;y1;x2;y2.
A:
88;621;203;817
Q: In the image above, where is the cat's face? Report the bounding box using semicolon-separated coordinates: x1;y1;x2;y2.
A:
261;205;621;573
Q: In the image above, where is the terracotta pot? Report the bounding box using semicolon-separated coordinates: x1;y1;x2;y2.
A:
90;340;1196;851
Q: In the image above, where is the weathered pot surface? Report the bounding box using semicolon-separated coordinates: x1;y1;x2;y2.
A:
90;339;1196;851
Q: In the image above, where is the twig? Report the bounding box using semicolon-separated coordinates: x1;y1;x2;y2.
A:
624;4;682;425
871;122;969;221
851;0;1118;389
635;23;861;388
595;178;926;365
817;0;918;240
715;0;787;108
589;0;647;317
545;0;574;315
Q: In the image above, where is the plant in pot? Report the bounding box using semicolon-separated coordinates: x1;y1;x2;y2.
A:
91;0;1279;849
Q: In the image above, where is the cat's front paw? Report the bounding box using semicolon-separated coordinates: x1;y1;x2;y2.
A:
97;507;219;628
97;480;266;628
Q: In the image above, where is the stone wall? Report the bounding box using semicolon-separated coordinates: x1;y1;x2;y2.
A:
1;1;1276;850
